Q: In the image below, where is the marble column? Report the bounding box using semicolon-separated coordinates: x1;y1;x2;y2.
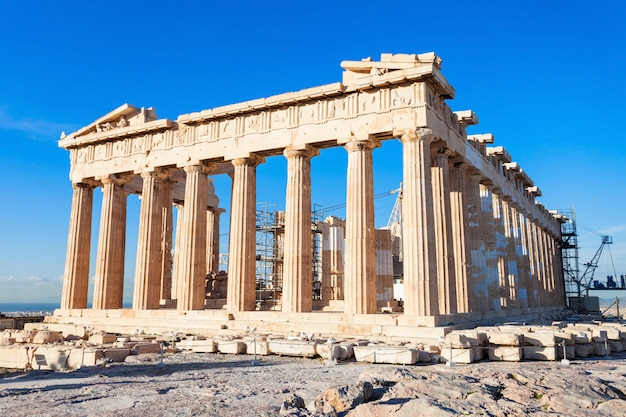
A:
133;170;165;310
227;155;263;311
159;178;174;303
491;188;509;309
93;175;128;310
431;144;457;314
206;208;223;275
318;221;333;301
61;182;94;310
175;164;213;311
282;146;317;313
501;196;518;308
449;161;471;313
479;181;500;311
401;128;438;316
171;202;184;303
466;170;486;311
327;216;345;300
511;204;529;308
375;229;394;304
344;137;379;315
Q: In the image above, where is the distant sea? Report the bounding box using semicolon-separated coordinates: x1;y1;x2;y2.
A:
0;302;60;315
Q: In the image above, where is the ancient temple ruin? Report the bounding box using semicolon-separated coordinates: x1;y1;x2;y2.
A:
50;53;565;338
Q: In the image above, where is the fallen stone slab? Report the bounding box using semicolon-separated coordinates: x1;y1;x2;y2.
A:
316;342;354;360
31;346;69;370
443;333;471;348
439;348;474;364
574;343;594;358
353;345;418;365
89;333;117;345
12;330;37;343
269;339;317;358
592;342;611;356
245;339;271;356
131;342;162;355
0;345;30;369
609;340;623;352
488;346;522;362
103;347;131;362
177;338;217;353
217;339;246;354
32;331;64;345
523;346;557;361
487;332;523;347
66;347;105;368
523;332;555;347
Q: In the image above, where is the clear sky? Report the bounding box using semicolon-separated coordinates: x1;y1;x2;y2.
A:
0;1;624;304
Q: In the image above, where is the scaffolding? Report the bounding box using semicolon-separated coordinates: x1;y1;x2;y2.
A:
560;208;581;306
255;203;283;310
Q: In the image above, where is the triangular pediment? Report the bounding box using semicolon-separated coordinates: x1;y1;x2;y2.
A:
71;104;158;138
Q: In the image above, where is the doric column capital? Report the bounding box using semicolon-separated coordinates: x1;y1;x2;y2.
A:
72;181;96;191
232;154;265;167
98;174;130;186
452;160;469;170
283;145;319;159
400;127;434;144
183;163;216;176
344;137;380;153
492;186;504;195
430;143;453;158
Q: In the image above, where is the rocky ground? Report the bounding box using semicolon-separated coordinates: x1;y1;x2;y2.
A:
1;351;626;417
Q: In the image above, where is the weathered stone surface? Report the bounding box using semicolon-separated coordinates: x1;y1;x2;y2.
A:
353;346;418;365
609;340;623;352
439;348;474;364
316;381;373;413
177;338;217;353
488;346;522;361
131;342;162;355
32;346;69;370
280;393;306;416
472;346;485;361
89;333;118;345
487;332;523;347
245;339;271;356
217;339;246;354
0;346;30;369
443;333;470;348
523;332;555;347
523;346;557;361
592;342;610;356
418;350;432;363
269;339;317;357
13;330;37;343
574;343;594;358
32;331;64;345
103;347;131;362
66;347;105;368
316;343;353;360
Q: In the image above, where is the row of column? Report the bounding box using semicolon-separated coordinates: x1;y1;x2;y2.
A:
61;127;564;315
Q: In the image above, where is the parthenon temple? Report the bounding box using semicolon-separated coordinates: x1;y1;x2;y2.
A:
50;52;566;339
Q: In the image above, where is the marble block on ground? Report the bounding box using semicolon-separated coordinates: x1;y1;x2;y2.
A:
488;332;523;347
104;347;131;362
89;333;117;345
353;345;418;365
131;342;162;355
488;347;522;362
217;339;246;354
523;346;557;361
245;340;271;356
177;339;217;353
66;347;104;368
440;348;474;364
523;332;555;347
316;343;354;360
269;339;317;357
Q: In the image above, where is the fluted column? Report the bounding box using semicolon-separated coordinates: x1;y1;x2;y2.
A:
511;204;529;308
133;170;165;310
281;146;317;313
172;202;184;303
527;218;541;306
466;170;485;311
501;196;518;308
491;188;509;309
480;181;500;310
159;178;174;303
449;161;471;313
327;216;345;300
93;175;128;309
227;156;264;311
344;137;379;315
431;144;457;314
175;164;213;310
401;128;438;316
206;208;223;275
61;182;94;309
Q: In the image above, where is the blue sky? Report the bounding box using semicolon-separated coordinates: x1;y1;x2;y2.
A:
0;1;624;303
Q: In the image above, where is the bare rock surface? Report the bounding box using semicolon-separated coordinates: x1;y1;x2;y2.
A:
0;351;625;416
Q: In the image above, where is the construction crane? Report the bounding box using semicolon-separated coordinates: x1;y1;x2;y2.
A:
582;235;616;294
384;184;403;261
